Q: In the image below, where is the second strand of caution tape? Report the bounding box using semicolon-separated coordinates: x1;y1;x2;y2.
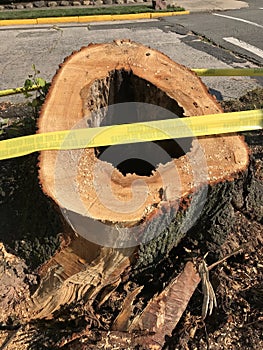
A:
1;68;263;97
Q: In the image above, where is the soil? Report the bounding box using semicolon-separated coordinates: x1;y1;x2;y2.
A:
0;103;62;270
0;88;262;349
166;89;263;350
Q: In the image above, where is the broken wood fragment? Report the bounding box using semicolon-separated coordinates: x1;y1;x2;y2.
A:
130;261;201;345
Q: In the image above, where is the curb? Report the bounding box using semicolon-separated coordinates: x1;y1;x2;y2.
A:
0;10;189;26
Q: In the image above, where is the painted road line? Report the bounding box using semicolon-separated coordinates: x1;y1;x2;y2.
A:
213;13;263;29
223;37;263;59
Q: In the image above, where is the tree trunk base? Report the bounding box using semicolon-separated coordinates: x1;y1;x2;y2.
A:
0;48;262;349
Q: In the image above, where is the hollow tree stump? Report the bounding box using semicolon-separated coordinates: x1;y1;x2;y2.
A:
0;40;252;349
38;39;248;236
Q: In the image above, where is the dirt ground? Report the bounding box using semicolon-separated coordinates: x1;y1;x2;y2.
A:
0;88;262;349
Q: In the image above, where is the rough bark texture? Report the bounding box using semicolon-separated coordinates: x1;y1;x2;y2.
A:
0;42;261;350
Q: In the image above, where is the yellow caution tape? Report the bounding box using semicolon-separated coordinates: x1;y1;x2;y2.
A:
0;109;262;161
0;68;262;97
192;68;263;76
0;84;39;97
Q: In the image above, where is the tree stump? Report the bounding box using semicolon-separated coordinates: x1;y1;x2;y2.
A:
38;39;248;239
0;40;254;349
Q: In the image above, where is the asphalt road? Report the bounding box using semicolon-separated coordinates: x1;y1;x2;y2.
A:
163;0;263;65
0;7;262;104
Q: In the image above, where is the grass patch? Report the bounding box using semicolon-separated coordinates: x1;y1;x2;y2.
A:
0;5;185;20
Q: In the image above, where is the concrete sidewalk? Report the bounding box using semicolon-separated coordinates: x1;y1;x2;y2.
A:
178;0;248;12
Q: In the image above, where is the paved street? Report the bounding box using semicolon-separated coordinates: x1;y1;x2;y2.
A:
164;0;263;65
0;1;262;103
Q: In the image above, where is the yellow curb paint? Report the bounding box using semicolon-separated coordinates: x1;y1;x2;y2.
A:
36;16;79;24
0;18;37;26
110;13;151;21
78;15;112;22
150;10;189;18
0;11;189;26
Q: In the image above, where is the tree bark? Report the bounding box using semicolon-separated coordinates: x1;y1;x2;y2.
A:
0;40;256;350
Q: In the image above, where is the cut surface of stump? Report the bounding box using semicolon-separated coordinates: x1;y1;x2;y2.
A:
33;39;249;330
38;40;248;235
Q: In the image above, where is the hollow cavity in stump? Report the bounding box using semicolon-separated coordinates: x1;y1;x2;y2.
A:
83;69;192;176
